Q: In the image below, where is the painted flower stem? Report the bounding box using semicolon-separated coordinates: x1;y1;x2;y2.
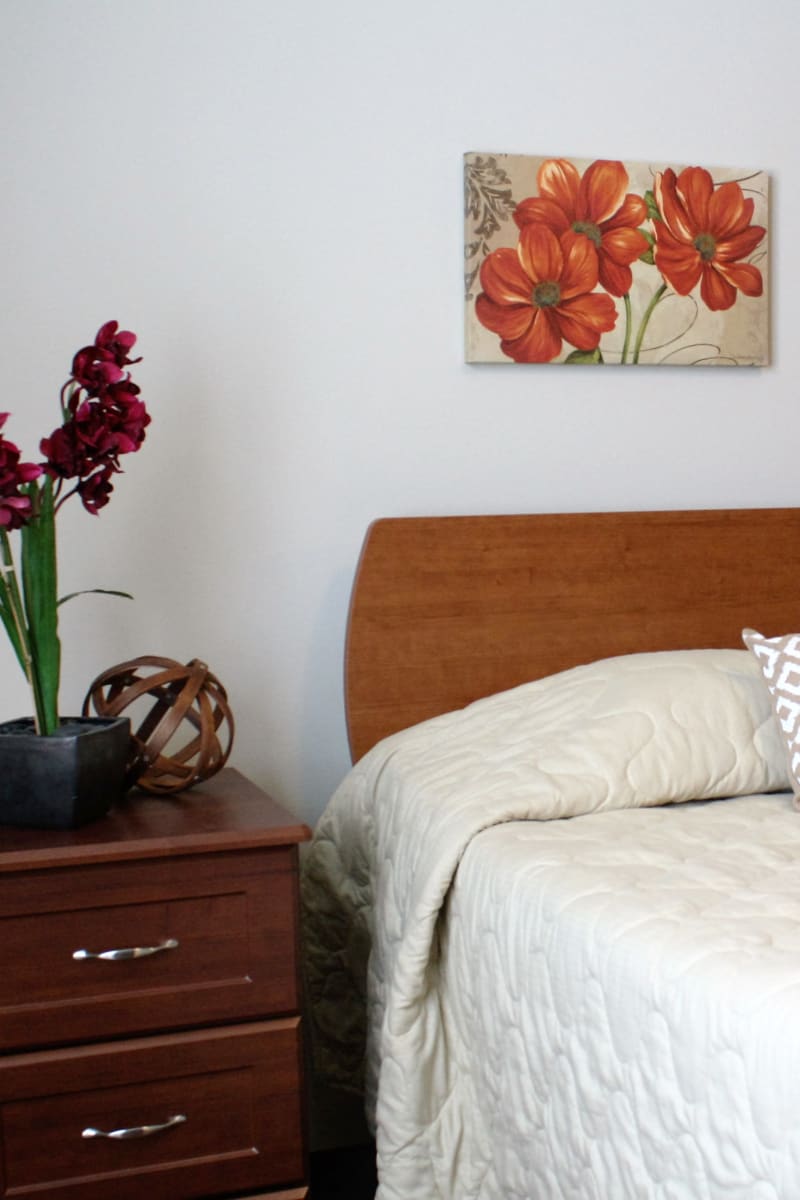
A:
632;283;667;364
620;294;633;364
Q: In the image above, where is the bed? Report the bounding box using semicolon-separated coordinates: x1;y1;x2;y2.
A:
302;508;800;1200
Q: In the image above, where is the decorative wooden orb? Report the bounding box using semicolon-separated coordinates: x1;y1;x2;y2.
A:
83;656;235;795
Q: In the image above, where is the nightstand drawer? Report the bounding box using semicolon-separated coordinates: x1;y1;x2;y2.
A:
0;1019;305;1199
0;846;300;1051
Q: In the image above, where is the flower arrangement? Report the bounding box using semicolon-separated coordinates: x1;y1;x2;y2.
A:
469;157;767;364
0;321;148;735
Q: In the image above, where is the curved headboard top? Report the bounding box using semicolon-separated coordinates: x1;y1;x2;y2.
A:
344;507;800;762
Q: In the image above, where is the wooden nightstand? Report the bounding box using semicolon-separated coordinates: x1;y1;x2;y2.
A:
0;767;311;1200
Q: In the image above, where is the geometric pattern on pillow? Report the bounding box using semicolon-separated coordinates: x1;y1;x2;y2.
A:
743;627;800;802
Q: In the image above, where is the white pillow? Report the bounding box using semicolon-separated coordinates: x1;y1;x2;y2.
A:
372;647;791;815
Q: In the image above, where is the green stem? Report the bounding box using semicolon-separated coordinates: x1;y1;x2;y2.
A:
620;293;633;364
20;477;60;734
0;532;26;669
632;283;667;364
0;529;46;730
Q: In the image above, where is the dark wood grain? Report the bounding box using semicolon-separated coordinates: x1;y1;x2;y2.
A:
0;767;310;872
0;773;310;1197
0;1020;304;1199
0;847;301;1052
346;508;800;761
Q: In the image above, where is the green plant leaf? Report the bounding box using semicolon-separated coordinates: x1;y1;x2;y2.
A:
637;226;656;265
564;348;604;364
58;588;134;607
0;529;35;686
644;189;661;221
0;591;26;674
0;536;23;669
20;477;60;734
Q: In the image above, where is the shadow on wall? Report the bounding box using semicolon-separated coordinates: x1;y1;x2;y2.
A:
300;563;356;817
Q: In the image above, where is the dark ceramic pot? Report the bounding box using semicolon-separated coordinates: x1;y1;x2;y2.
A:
0;716;131;830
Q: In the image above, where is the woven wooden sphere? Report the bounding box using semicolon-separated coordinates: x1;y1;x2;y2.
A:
83;656;234;795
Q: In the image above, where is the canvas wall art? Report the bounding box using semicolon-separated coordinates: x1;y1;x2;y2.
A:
464;153;769;366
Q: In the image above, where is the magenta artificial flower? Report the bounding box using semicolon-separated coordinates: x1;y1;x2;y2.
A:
0;414;43;529
41;412;109;480
71;321;141;395
70;346;126;392
0;322;147;735
41;321;150;512
94;320;140;367
100;380;151;452
78;466;115;515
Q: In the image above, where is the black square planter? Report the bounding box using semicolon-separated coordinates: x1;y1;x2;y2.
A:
0;716;131;830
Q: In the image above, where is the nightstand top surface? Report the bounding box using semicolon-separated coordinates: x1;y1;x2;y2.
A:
0;767;311;872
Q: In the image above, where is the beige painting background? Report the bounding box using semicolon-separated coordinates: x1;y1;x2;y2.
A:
464;153;769;366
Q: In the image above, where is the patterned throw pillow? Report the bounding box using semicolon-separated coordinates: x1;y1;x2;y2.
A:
743;628;800;805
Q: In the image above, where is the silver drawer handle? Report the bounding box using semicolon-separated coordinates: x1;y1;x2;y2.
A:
82;1113;187;1140
73;937;179;962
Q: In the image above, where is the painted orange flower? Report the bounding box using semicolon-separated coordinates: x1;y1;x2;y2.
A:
653;167;765;312
514;159;650;297
475;225;618;363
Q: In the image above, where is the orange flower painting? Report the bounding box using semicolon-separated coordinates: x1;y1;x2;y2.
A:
464;153;769;366
475;226;618;363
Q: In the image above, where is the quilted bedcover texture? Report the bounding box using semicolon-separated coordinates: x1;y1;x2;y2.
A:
302;650;800;1199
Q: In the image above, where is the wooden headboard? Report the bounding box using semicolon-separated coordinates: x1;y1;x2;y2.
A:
344;507;800;762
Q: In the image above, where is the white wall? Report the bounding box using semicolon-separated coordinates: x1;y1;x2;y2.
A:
2;0;797;825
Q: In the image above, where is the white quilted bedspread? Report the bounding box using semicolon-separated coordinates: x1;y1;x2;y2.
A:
302;649;800;1199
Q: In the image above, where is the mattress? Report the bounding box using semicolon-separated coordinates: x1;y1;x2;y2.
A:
302;648;800;1199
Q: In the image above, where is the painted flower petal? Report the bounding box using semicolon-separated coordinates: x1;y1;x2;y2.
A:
537;159;581;218
518;224;564;286
655;170;694;243
707;181;750;239
700;263;737;311
715;223;766;263
675;166;714;232
479;247;533;305
514;195;571;234
655;250;703;295
474;294;535;341
578;160;628;225
598;256;634;297
503;307;562;362
714;260;763;297
602;192;648;231
558;228;599;299
601;226;650;267
555;292;618;350
654;223;703;294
